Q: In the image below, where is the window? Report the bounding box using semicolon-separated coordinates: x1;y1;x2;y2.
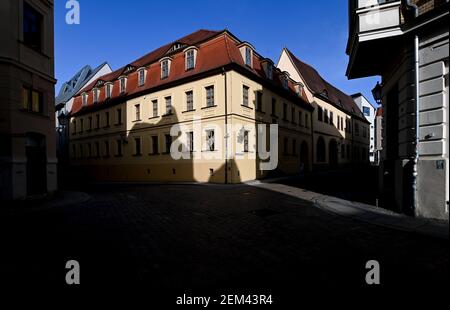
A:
318;107;323;122
93;88;99;103
79;119;84;133
161;59;169;79
82;93;88;106
22;86;43;113
151;136;159;154
299;111;303;127
283;103;287;120
95;115;100;130
242;85;249;107
94;141;100;158
243;130;249;153
185;49;195;70
165;134;172;153
305;113;309;128
134;137;141;156
152;100;158;117
23;2;42;51
341;144;346;159
104;141;110;157
329;111;334;125
119;78;126;93
165;96;172;114
116;140;122;156
256;92;263;111
135;104;141;121
291;107;295;123
245;47;252;66
78;145;83;158
324;110;329;123
283;137;289;155
355;123;360;135
87;143;92;158
271;98;276;116
116;108;122;125
187;131;194;152
292;139;297;156
106;83;112;99
283;77;289;89
88;116;92;131
186;91;194;111
206;86;215;107
105;111;110;127
138;69;145;86
72;120;77;135
206;130;215;151
363;106;370;116
267;63;273;80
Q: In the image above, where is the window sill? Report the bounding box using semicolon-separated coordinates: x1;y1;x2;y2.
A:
241;104;253;110
182;109;196;113
202;105;217;110
270;114;278;118
114;155;123;158
149;116;160;120
132;154;142;157
202;150;217;153
162;113;174;118
149;153;160;156
103;125;110;129
115;123;123;126
132;119;142;123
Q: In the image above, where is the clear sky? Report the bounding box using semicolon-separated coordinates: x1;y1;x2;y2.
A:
55;0;379;106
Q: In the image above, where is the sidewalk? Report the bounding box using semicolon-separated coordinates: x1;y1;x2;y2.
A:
0;191;91;215
247;179;449;240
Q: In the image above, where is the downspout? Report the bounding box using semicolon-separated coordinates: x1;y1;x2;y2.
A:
404;0;419;215
222;67;228;184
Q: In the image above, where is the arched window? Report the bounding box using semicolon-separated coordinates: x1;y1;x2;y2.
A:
316;136;326;162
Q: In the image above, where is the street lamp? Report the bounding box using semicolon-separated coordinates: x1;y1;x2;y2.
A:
371;82;383;104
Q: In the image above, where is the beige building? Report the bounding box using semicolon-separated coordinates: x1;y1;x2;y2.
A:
68;30;314;184
277;48;371;168
0;0;57;199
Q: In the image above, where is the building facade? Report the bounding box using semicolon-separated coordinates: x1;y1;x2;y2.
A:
347;0;449;220
374;107;384;165
352;93;377;163
0;0;56;200
277;49;371;169
68;30;314;184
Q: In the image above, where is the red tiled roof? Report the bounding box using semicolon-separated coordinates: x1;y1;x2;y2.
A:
71;30;310;115
284;48;367;120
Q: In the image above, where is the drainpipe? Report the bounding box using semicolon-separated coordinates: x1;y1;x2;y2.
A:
404;0;419;215
222;67;228;184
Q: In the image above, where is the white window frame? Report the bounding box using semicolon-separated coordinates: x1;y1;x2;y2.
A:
242;85;249;107
205;85;215;107
105;83;113;99
184;47;197;70
82;92;88;106
138;68;146;86
119;77;127;93
165;96;172;115
93;88;99;103
160;58;171;79
205;129;215;151
186;90;194;111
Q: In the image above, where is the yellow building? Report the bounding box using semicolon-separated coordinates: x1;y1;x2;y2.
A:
68;30;313;184
277;48;370;168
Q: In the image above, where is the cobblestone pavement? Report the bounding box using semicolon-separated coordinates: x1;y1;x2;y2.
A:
0;183;448;297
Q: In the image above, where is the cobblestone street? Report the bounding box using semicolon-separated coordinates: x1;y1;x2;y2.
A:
0;183;448;298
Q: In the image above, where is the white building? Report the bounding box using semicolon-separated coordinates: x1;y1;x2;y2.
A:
352;93;377;163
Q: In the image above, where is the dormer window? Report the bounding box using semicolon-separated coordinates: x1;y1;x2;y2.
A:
294;83;304;96
119;77;126;93
281;72;290;89
245;47;252;66
185;47;197;70
138;68;146;86
267;63;273;80
239;43;255;69
93;88;99;103
160;58;172;79
82;92;88;106
322;89;329;98
105;83;112;99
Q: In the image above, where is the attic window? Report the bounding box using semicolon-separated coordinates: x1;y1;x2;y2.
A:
172;43;183;51
322;90;328;98
105;83;112;99
119;77;127;93
283;77;289;89
82;93;88;106
160;58;171;79
93;88;99;103
138;68;146;86
245;47;252;66
338;99;343;106
185;48;197;70
267;63;273;80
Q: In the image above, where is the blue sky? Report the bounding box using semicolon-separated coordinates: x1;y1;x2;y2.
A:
55;0;379;105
